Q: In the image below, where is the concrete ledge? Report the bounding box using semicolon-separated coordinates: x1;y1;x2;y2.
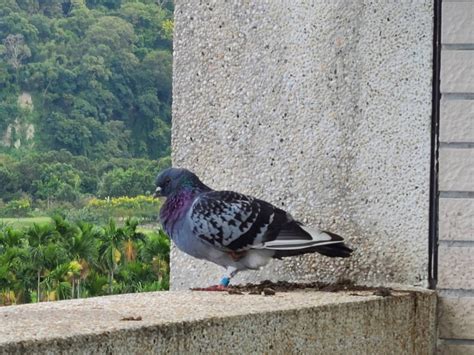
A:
0;288;436;354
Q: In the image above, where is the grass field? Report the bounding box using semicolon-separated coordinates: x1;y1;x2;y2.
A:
137;226;162;237
0;217;159;236
0;217;53;229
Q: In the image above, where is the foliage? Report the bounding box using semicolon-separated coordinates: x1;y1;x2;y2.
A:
0;151;170;210
0;0;172;158
2;34;31;74
0;198;31;217
97;168;155;198
88;195;158;209
0;216;170;305
0;2;173;303
62;195;161;225
0;0;173;212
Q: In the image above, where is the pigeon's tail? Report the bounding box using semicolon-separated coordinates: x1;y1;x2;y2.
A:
259;221;353;259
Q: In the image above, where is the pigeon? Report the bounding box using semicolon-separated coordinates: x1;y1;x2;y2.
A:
154;167;352;290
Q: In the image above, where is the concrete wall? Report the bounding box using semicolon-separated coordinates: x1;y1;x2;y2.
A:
172;1;433;289
0;289;437;354
437;1;474;353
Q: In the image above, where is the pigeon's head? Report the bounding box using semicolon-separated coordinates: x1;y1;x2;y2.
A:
153;168;208;198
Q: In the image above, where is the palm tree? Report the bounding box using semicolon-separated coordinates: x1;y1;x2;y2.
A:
0;225;35;304
141;228;170;284
26;223;59;302
121;218;146;263
0;263;14;305
52;215;78;242
64;221;100;298
83;271;108;297
0;244;31;305
42;263;72;301
98;219;126;294
11;259;35;304
0;225;24;253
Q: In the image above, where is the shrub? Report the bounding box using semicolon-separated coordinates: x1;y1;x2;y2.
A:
1;198;31;217
85;195;161;222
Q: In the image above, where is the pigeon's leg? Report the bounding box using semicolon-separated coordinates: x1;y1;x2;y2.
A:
219;267;239;287
191;267;239;292
228;251;246;261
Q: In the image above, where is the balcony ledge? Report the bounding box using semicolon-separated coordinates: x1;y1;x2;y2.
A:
0;287;436;354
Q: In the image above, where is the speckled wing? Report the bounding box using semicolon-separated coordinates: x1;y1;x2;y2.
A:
189;191;285;251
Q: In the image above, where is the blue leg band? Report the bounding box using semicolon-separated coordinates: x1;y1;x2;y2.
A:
219;276;230;287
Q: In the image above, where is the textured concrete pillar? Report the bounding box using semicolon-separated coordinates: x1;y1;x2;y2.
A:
171;1;433;289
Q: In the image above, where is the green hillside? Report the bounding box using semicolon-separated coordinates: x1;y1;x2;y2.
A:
0;0;173;209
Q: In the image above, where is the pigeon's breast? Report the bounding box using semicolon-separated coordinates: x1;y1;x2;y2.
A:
160;192;195;236
172;211;217;260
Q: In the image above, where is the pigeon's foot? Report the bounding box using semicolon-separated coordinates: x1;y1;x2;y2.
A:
191;285;230;292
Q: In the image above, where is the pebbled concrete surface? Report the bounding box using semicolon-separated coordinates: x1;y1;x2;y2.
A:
171;1;433;289
0;289;436;354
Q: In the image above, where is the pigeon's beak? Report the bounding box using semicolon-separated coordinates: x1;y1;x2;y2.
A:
153;186;162;199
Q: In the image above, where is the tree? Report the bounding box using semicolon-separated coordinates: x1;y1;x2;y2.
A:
97;167;155;197
98;219;125;294
33;163;82;205
0;236;31;305
0;225;24;252
83;16;136;54
121;218;145;263
85;0;122;10
0;215;171;305
26;223;59;302
141;228;169;282
64;221;100;298
0;167;20;201
41;262;72;301
2;34;31;81
0;1;174;211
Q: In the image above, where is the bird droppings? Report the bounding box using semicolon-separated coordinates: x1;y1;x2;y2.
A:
224;279;393;296
227;289;244;295
373;287;393;297
120;316;142;321
262;288;276;296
